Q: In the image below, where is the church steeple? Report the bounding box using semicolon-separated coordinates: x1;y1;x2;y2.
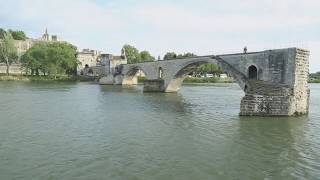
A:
42;27;50;41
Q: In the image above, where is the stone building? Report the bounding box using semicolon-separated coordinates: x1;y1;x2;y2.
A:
77;48;128;77
100;48;127;75
40;28;63;42
76;49;101;75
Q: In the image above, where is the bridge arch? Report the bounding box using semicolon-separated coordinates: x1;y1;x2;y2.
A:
165;58;248;92
122;65;150;85
165;61;210;92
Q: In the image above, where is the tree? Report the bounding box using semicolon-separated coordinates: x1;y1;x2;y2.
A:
0;32;18;75
21;42;77;77
8;29;27;41
163;51;224;75
163;52;177;60
140;50;155;62
198;63;223;74
164;52;197;60
310;71;320;80
21;43;48;75
185;52;197;57
123;44;141;64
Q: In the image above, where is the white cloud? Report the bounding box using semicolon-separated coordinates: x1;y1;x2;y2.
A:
1;0;122;29
0;0;319;71
132;1;319;33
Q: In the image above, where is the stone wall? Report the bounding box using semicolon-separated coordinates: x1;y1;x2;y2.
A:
143;79;165;92
240;80;293;116
240;49;310;116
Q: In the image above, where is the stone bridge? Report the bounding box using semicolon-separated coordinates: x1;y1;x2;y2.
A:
101;48;310;116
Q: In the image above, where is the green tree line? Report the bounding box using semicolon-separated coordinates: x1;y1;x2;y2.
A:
310;72;320;79
122;44;155;64
163;52;224;75
0;28;27;41
21;42;78;77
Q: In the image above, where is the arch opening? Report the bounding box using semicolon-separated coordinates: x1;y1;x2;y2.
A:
166;61;230;92
165;59;248;93
123;66;148;85
248;65;258;80
158;67;163;79
126;66;147;77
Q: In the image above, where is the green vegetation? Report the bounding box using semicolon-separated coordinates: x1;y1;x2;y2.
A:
309;72;320;79
8;30;27;41
0;31;18;75
123;44;155;64
197;63;224;75
163;52;196;60
0;75;93;82
21;42;78;78
0;28;27;40
309;72;320;83
183;77;233;83
140;50;155;61
137;76;147;83
163;52;224;75
137;76;233;84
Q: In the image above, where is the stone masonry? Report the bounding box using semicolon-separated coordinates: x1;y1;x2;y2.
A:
99;48;310;116
240;49;310;116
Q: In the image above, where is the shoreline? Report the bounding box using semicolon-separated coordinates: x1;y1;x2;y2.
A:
1;75;319;84
0;75;94;82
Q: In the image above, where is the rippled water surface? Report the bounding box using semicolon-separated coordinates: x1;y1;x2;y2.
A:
0;82;319;180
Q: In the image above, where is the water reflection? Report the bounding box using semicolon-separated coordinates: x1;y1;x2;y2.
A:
234;116;317;179
99;85;189;113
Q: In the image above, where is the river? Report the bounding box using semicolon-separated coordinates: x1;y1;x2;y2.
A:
0;82;319;180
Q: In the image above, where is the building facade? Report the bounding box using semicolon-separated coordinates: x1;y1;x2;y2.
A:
77;49;128;77
100;49;127;75
76;49;101;75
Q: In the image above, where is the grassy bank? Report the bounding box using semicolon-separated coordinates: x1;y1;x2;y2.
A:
309;79;320;83
138;76;234;83
0;75;94;82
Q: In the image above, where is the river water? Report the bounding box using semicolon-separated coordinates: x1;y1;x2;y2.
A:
0;82;319;180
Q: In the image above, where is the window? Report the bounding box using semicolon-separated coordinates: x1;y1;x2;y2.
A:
248;65;258;80
159;67;163;79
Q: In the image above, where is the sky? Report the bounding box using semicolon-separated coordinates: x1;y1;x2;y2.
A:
0;0;319;72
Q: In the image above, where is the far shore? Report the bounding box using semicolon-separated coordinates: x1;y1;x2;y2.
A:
0;75;319;84
0;74;94;82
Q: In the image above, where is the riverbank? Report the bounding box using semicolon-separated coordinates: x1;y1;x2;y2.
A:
138;76;234;84
183;77;234;83
0;75;94;82
2;75;319;84
309;79;320;83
